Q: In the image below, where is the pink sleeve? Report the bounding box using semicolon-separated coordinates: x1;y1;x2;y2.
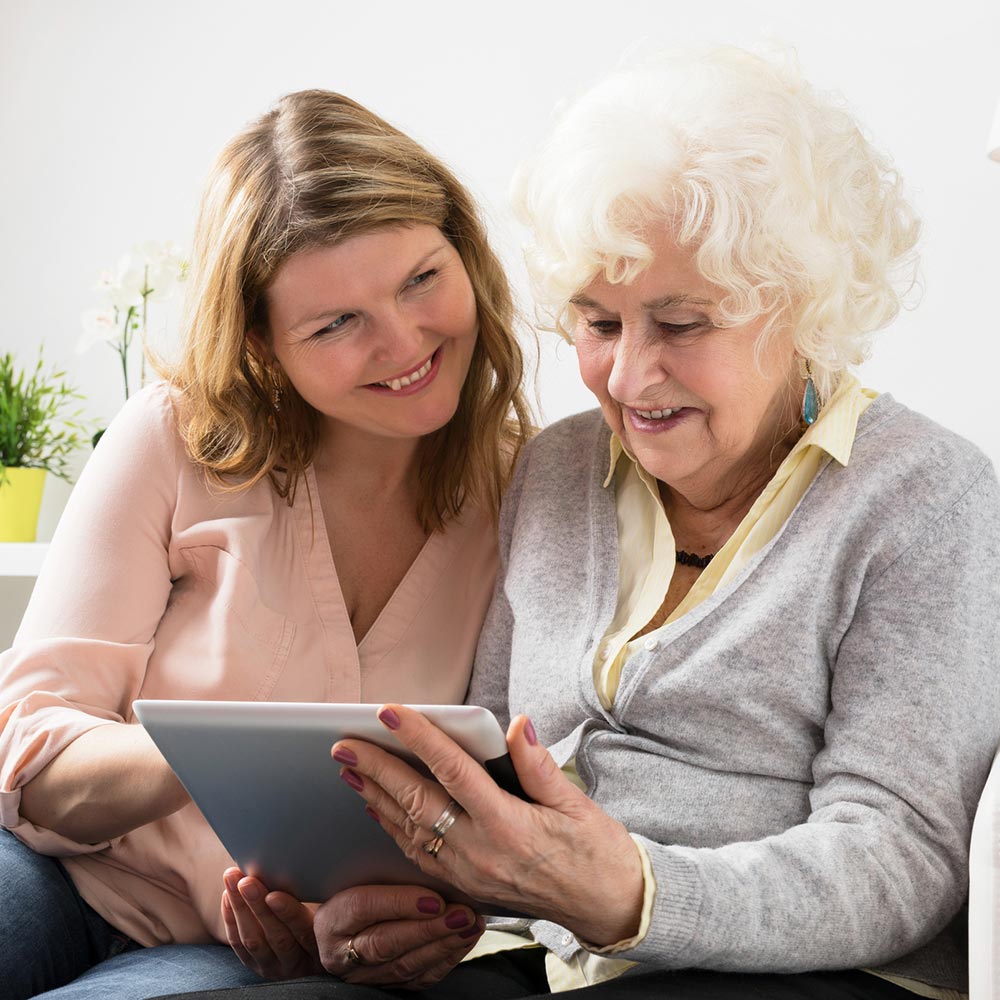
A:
0;384;181;855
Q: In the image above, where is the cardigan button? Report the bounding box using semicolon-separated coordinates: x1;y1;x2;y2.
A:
643;636;659;651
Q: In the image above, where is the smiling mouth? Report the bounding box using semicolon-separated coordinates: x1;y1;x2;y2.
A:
634;407;681;420
371;350;436;391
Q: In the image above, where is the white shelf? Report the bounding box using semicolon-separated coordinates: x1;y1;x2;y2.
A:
0;543;50;577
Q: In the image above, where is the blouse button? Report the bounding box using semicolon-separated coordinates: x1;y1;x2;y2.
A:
643;636;659;651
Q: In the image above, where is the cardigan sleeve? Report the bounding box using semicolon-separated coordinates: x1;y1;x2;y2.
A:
0;384;181;856
621;460;1000;972
467;436;538;731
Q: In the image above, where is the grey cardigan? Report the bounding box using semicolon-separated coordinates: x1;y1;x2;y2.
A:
469;395;1000;990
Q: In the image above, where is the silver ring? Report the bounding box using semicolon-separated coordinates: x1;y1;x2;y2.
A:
430;799;463;839
346;937;363;965
422;835;444;858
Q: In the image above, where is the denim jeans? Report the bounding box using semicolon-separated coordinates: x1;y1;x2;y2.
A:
155;949;920;1000
0;828;265;999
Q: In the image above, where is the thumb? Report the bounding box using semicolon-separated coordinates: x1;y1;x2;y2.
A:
507;714;584;811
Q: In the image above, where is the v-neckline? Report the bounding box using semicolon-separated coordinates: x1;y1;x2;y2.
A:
291;466;468;697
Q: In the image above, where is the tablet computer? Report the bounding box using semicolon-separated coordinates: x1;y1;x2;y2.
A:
133;700;526;911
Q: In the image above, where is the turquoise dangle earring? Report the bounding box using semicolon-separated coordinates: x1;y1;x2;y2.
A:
800;358;818;427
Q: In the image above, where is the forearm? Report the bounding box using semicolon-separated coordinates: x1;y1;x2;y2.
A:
18;723;189;843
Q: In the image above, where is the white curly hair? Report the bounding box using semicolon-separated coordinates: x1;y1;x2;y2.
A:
511;44;921;401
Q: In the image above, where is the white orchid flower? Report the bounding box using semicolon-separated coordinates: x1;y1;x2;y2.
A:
135;240;189;301
83;239;188;403
77;308;120;354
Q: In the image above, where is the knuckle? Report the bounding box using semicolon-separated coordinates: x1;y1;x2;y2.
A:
341;890;373;927
399;781;433;823
271;934;297;956
398;838;427;868
364;932;398;966
388;954;426;984
428;752;469;789
317;936;347;971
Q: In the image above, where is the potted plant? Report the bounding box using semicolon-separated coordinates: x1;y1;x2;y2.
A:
0;349;90;542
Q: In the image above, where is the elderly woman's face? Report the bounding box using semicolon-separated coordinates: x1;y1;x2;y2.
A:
573;230;800;504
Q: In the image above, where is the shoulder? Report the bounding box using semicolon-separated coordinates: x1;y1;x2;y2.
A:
814;395;1000;576
95;381;183;456
848;394;997;510
497;408;610;539
80;382;191;503
513;408;609;487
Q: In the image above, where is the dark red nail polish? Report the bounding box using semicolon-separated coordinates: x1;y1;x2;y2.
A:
379;707;401;730
524;718;538;746
417;897;441;915
364;805;380;823
444;910;470;930
459;925;481;939
341;768;364;791
333;747;358;766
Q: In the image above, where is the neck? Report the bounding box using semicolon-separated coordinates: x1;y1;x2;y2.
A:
313;424;422;506
660;414;802;553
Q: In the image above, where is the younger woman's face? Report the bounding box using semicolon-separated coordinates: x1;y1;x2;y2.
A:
260;224;478;452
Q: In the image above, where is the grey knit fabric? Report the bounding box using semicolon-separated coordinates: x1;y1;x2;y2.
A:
469;394;1000;990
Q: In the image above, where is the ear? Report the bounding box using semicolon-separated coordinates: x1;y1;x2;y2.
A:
246;328;275;367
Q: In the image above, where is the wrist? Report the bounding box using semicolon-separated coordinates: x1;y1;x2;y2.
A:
561;834;645;947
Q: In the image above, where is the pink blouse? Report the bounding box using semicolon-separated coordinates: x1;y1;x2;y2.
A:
0;383;497;946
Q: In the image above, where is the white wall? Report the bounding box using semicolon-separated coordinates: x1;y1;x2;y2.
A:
2;0;999;643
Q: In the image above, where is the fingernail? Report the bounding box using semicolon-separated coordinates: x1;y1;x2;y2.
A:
524;717;538;746
239;881;261;902
340;768;364;792
266;896;288;915
333;747;358;766
459;925;481;939
444;910;470;930
417;897;441;915
378;707;401;730
224;871;240;893
365;805;380;823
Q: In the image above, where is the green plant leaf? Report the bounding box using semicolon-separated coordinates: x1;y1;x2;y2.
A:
0;348;93;481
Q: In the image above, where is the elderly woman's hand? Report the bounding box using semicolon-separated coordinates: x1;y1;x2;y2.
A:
223;869;484;987
311;883;484;989
332;707;645;947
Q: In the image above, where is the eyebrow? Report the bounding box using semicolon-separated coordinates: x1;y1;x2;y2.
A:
569;293;715;310
287;243;450;332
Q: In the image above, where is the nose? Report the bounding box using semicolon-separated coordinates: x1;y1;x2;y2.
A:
606;324;667;403
372;305;424;363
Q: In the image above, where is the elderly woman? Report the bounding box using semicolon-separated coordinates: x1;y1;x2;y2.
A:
181;47;999;1000
0;90;531;999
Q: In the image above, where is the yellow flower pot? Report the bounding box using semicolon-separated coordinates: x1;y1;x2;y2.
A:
0;467;47;542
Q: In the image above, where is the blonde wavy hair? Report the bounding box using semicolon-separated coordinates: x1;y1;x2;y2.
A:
511;45;921;401
160;90;531;530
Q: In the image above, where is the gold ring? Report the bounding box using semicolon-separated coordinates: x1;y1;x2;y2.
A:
346;937;363;965
430;799;463;840
422;835;444;858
